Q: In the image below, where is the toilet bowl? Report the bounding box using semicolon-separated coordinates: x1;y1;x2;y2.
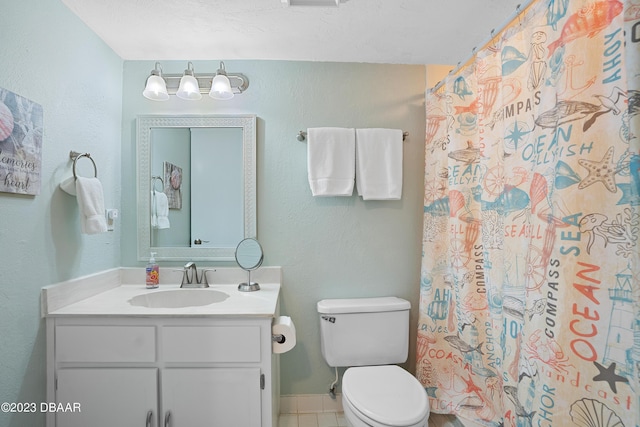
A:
341;365;429;427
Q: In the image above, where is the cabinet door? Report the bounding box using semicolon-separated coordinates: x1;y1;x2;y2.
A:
162;368;261;427
56;368;158;427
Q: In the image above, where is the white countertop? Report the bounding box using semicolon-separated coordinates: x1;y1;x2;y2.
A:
42;267;281;318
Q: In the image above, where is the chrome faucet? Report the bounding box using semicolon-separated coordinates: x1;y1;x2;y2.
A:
180;262;209;288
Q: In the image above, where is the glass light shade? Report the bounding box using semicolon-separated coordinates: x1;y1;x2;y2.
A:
176;75;202;100
209;74;234;100
143;75;169;101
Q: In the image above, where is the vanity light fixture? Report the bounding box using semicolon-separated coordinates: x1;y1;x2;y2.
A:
209;62;234;100
176;62;202;100
142;62;169;101
142;61;249;101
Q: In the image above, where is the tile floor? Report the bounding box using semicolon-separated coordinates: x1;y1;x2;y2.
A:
277;395;470;427
278;411;347;427
277;412;466;427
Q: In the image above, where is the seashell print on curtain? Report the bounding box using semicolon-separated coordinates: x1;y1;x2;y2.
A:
418;0;640;426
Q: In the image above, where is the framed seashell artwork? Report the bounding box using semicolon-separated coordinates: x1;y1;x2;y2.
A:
0;87;43;195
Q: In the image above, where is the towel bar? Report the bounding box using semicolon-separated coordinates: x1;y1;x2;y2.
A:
297;130;408;142
69;151;97;179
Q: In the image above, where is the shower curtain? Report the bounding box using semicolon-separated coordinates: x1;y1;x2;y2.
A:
418;0;640;426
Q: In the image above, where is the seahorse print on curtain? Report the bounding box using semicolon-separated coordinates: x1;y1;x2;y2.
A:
418;0;640;426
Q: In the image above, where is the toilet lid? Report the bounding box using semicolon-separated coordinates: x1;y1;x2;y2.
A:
343;365;429;427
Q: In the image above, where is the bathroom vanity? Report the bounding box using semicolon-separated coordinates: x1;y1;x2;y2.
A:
42;267;281;427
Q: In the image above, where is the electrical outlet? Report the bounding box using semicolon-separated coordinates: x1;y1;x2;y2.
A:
105;209;119;231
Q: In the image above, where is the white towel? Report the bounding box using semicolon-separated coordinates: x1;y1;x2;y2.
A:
75;177;108;234
151;190;170;229
307;127;356;196
59;176;77;195
150;191;158;228
355;128;403;200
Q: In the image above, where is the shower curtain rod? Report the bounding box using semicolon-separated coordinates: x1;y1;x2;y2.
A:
430;0;537;93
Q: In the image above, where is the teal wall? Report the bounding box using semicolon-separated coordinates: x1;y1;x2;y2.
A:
0;1;426;423
0;0;123;425
121;60;426;394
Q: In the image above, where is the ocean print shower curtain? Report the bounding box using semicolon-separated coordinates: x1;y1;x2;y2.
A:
418;0;640;426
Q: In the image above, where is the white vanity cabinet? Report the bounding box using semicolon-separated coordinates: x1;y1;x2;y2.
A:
55;368;158;427
162;367;261;426
46;317;278;427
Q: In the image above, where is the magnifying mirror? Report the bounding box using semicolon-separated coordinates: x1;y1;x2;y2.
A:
235;238;264;292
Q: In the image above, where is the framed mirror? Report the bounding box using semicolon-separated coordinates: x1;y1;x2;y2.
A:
137;115;256;261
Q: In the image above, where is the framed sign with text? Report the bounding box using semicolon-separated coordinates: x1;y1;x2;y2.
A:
0;87;43;195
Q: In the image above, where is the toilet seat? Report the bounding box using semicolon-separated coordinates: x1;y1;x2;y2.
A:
342;365;429;427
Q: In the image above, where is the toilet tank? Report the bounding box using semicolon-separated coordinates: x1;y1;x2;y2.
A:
317;297;411;367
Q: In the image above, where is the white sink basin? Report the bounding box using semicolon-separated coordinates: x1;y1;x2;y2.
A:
128;289;229;308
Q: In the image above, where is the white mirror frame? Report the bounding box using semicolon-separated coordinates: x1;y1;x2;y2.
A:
136;115;257;261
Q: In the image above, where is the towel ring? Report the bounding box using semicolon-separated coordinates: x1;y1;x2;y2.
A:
69;151;97;179
151;175;164;192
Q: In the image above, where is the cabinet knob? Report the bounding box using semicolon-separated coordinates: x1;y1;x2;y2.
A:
146;411;153;427
164;410;171;427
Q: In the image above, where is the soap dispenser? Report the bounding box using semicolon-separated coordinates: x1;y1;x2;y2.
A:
146;252;159;289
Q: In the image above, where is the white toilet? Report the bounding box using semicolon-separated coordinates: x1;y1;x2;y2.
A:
317;297;429;427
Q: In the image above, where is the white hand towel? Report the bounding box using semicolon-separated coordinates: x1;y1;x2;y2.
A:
153;190;170;229
75;177;108;234
355;128;403;200
307;127;356;196
151;191;158;228
59;176;77;195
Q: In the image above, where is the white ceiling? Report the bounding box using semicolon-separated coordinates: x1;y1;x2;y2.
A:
61;0;523;65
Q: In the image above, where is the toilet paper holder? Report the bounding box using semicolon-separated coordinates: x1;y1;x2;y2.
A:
271;315;296;354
